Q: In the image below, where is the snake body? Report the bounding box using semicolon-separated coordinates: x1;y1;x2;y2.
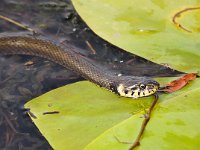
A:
0;33;159;98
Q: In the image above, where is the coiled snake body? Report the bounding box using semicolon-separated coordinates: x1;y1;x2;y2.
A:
0;33;159;98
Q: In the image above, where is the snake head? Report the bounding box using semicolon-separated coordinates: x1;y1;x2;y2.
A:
115;76;159;98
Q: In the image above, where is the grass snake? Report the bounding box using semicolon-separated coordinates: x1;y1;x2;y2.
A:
0;32;159;98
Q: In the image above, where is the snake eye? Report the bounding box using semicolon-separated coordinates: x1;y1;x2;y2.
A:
140;84;146;90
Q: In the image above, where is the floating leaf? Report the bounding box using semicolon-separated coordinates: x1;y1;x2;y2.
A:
72;0;200;72
160;73;197;93
84;79;200;150
25;81;154;150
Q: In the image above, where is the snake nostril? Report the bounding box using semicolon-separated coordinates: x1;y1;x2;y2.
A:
124;90;128;94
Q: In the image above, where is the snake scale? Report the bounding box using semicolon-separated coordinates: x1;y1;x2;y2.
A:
0;33;159;98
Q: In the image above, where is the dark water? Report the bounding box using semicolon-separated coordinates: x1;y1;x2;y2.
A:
0;0;183;149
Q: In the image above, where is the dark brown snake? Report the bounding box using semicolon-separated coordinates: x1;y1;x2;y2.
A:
0;32;159;98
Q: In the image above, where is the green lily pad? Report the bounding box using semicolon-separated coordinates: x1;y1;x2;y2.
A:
72;0;200;72
84;79;200;150
25;77;199;149
24;81;154;150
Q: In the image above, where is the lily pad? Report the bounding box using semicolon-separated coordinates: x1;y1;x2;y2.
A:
84;79;200;150
72;0;200;72
25;77;200;149
24;81;154;150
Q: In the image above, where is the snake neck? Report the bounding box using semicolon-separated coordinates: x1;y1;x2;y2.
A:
0;34;116;90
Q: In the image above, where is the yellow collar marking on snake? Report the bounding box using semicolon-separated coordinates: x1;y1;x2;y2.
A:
117;84;158;99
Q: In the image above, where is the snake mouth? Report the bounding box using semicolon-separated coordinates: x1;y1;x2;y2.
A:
117;83;159;98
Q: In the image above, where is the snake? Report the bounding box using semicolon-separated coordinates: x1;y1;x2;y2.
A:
0;32;159;98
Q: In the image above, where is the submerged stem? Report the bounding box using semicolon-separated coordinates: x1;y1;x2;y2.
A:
129;94;159;150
